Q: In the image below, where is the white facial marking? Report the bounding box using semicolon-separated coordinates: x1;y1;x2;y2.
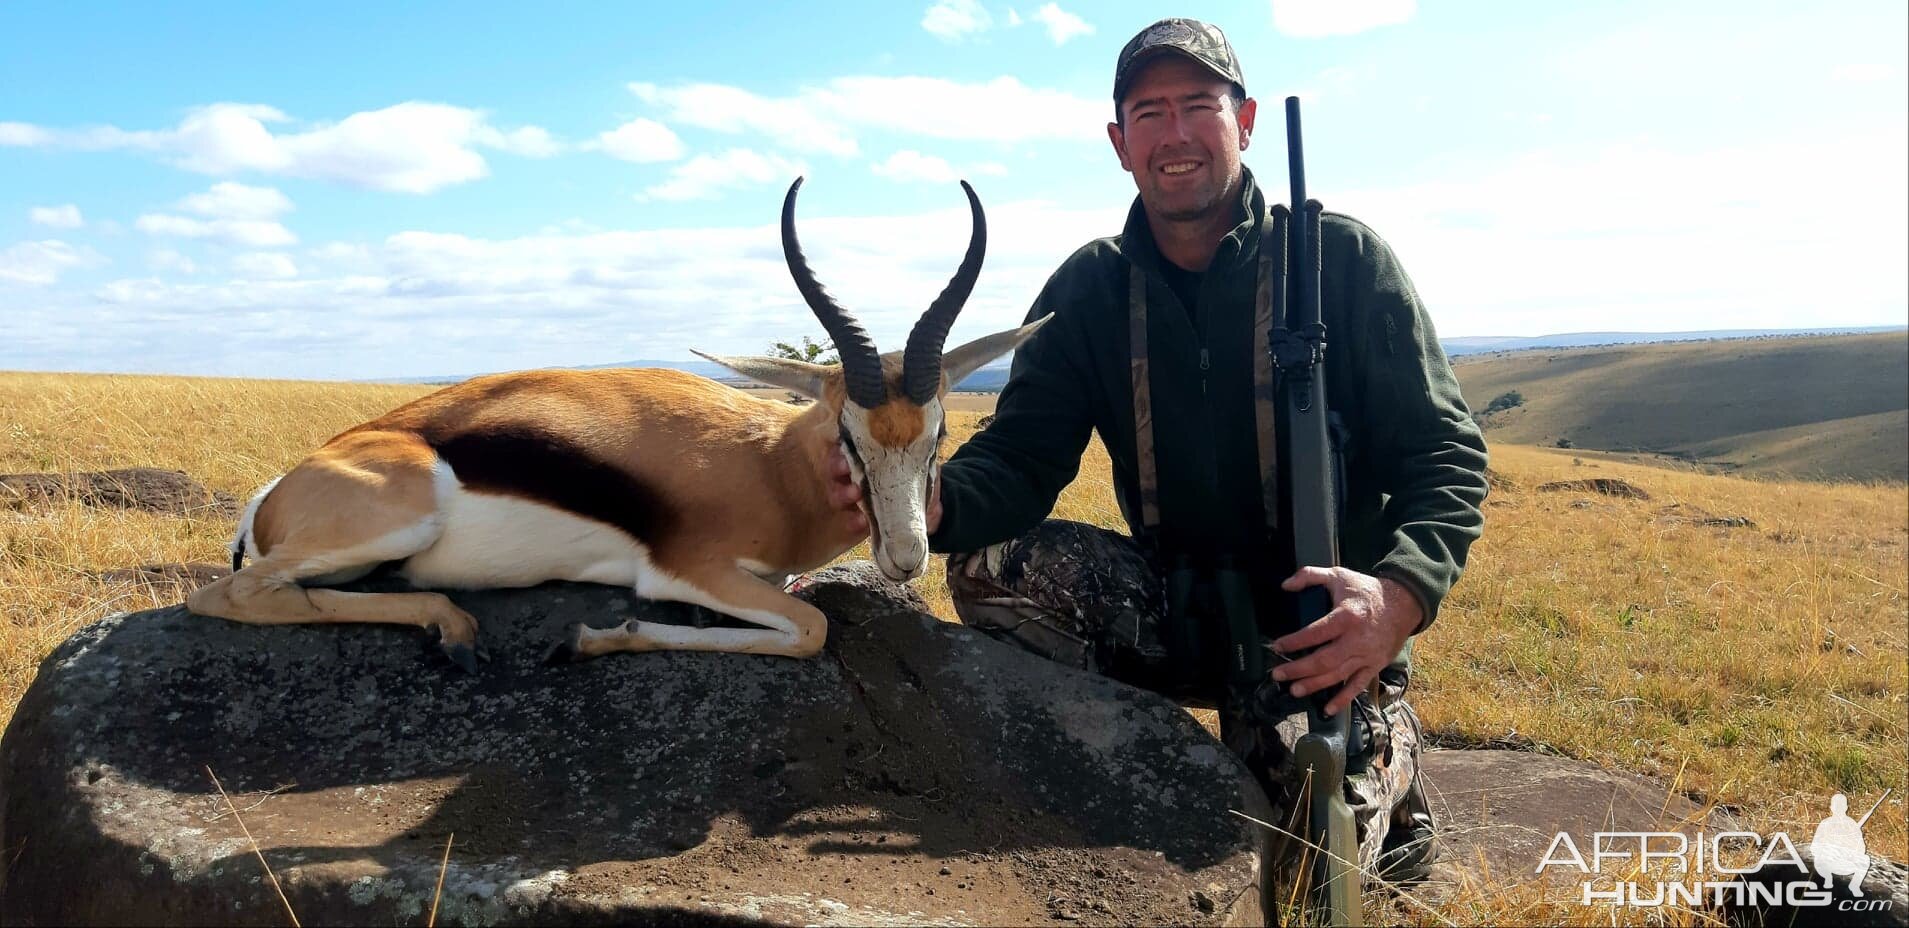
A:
839;397;945;582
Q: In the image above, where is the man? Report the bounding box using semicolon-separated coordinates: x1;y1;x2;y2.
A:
831;17;1487;887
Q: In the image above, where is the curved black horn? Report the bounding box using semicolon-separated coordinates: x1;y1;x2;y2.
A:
902;180;986;404
782;177;887;408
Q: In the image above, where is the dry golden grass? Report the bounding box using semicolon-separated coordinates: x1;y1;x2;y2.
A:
2;370;1903;925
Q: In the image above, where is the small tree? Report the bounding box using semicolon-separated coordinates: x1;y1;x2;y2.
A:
1482;390;1525;415
769;335;838;365
765;335;837;405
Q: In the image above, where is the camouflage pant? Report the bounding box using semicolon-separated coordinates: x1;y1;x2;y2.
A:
946;520;1430;877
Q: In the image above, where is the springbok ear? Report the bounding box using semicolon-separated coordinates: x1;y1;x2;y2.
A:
938;314;1054;391
691;350;830;400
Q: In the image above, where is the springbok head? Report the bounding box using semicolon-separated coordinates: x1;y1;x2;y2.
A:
698;178;1051;581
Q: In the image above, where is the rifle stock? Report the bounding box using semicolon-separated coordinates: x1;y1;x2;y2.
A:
1277;95;1362;927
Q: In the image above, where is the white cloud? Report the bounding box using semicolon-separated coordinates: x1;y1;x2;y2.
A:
0;122;53;146
874;150;961;184
1006;8;1023;26
0;197;1127;378
1;102;559;194
1272;0;1416;38
308;242;373;263
640;149;805;202
139;182;296;245
0;240;102;286
475;125;563;157
596;118;686;163
148;249;198;274
923;0;992;41
177;182;293;220
275;103;493;192
1031;4;1094;45
161;103;293;174
629;82;859;156
135;213;297;247
825;76;1105;142
873;150;1009;184
232;252;300;280
1328;130;1908;335
631;76;1104;153
1832;63;1893;83
29;205;84;229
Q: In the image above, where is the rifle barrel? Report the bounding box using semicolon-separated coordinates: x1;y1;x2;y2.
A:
1285;97;1310;333
1280;93;1362;928
1285;96;1307;210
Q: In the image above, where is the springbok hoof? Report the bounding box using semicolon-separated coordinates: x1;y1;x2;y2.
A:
441;641;481;674
543;625;587;664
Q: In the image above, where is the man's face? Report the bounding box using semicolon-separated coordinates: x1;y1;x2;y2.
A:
1108;56;1256;223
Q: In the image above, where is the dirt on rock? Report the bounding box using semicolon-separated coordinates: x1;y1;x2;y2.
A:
1534;477;1650;500
1654;502;1755;528
92;562;233;591
1481;467;1520;492
0;467;239;517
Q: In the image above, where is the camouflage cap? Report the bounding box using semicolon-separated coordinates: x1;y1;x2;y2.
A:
1113;18;1245;103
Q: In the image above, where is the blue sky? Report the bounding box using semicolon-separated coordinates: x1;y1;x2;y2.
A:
3;0;1904;380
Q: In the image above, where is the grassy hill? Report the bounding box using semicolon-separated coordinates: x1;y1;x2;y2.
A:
1454;332;1908;481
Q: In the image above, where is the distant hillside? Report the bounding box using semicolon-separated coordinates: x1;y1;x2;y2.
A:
1454;332;1908;482
1442;325;1903;356
373;327;1903;387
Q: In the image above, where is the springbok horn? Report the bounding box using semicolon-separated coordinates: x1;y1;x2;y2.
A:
901;181;986;405
782;177;887;409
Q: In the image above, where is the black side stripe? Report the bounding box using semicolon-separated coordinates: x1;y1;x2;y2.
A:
420;426;679;545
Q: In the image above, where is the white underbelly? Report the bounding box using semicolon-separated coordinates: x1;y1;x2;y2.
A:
399;482;647;589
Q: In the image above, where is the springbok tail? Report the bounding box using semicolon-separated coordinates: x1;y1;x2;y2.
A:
230;476;283;572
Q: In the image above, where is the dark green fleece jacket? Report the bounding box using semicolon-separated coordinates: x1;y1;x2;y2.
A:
929;168;1488;630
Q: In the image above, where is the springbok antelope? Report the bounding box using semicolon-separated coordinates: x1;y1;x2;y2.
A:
187;178;1049;670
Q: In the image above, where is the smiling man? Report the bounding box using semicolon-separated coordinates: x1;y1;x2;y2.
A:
830;17;1488;890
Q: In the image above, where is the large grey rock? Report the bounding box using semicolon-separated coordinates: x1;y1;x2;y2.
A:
0;565;1271;926
1419;750;1906;926
1420;748;1731;892
1723;848;1907;927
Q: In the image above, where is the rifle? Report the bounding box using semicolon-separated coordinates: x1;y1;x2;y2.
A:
1272;94;1363;927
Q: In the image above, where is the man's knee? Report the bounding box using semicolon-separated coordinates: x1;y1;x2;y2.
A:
946;520;1158;672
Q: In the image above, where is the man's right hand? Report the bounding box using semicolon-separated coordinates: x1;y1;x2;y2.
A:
825;446;942;539
825;447;869;544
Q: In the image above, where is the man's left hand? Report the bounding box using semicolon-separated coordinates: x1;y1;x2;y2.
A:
1270;567;1422;716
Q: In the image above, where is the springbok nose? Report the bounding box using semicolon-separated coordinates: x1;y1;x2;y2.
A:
881;539;928;580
